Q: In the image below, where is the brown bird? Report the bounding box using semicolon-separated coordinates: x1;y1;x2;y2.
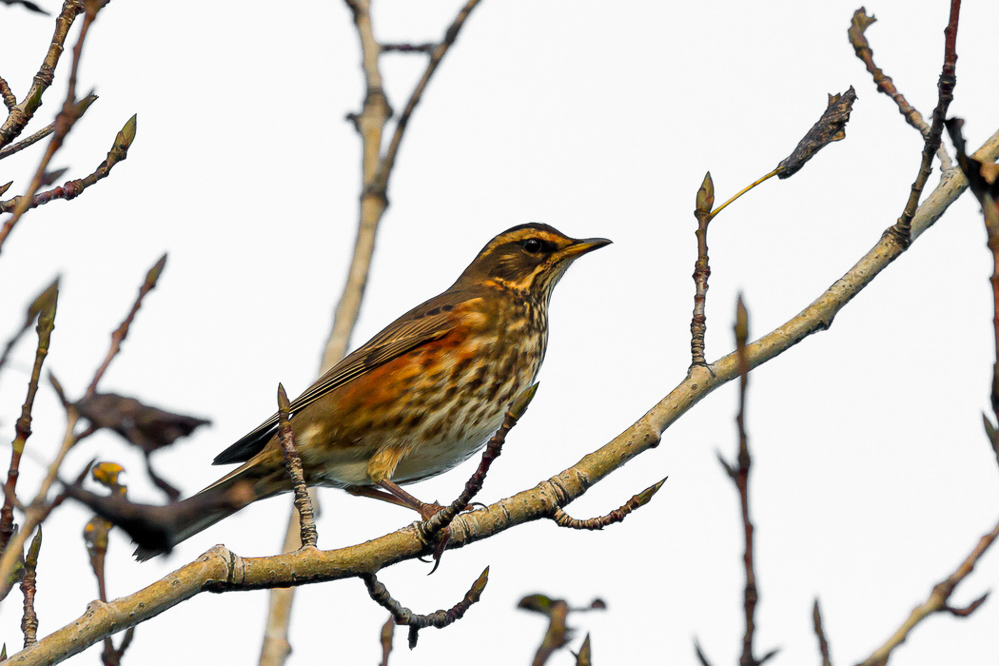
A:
134;224;609;559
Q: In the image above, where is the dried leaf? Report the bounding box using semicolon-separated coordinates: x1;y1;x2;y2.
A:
0;0;49;14
75;392;209;454
778;87;857;178
40;167;67;186
518;594;555;615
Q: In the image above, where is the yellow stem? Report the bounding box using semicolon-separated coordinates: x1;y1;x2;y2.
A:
708;167;782;221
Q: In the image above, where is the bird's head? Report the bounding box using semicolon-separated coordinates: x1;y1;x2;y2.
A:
457;223;611;301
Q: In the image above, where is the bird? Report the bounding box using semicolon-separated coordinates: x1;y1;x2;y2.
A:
133;223;610;559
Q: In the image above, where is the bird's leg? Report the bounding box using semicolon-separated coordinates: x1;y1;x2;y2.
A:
345;485;425;512
376;480;444;521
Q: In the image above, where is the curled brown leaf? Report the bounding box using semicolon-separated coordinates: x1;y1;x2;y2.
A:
778;87;857;178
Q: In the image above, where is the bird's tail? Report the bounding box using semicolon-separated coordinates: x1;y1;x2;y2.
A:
133;461;288;561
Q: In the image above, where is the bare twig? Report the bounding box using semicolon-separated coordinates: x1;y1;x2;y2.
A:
718;296;777;666
0;113;136;214
380;43;435;53
276;384;317;549
690;172;714;366
858;518;999;666
0;0;83;149
0;93;96;161
0;0;103;255
320;0;482;371
847;9;952;170
81;463;135;666
550;478;665;530
0;277;58;388
19;527;42;647
0;284;57;555
813;599;832;666
374;0;481;195
888;0;961;244
85;253;166;397
362;567;489;649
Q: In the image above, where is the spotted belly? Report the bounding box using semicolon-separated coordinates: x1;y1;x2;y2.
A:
288;294;545;489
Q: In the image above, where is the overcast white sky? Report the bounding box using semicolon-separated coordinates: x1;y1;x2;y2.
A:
1;1;998;664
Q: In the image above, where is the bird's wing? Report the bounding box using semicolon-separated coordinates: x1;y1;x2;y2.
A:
212;290;471;465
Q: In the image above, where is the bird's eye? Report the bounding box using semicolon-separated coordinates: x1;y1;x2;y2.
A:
522;238;543;253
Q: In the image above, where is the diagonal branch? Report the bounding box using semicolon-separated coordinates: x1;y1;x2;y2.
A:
858;518;998;666
8;129;999;666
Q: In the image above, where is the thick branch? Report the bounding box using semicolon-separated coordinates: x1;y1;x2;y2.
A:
9;131;999;666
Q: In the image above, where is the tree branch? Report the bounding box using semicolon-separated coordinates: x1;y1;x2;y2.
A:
10;130;999;665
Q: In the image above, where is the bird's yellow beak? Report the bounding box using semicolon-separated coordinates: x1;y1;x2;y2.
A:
562;237;612;259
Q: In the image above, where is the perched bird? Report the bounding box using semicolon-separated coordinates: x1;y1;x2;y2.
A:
134;223;609;559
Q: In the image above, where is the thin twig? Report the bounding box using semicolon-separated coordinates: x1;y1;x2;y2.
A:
847;9;952;170
0;278;58;386
0;93;97;161
85;253;166;398
19;527;42;647
813;599;832;666
858;518;999;666
0;0;83;149
381;43;435;53
690;172;714;366
373;0;482;194
320;0;482;371
0;113;135;215
275;384;317;549
550;478;666;530
721;295;776;666
0;0;101;255
888;0;961;244
0;285;57;556
362;567;489;649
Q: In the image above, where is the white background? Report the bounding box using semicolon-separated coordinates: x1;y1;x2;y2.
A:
1;1;997;664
